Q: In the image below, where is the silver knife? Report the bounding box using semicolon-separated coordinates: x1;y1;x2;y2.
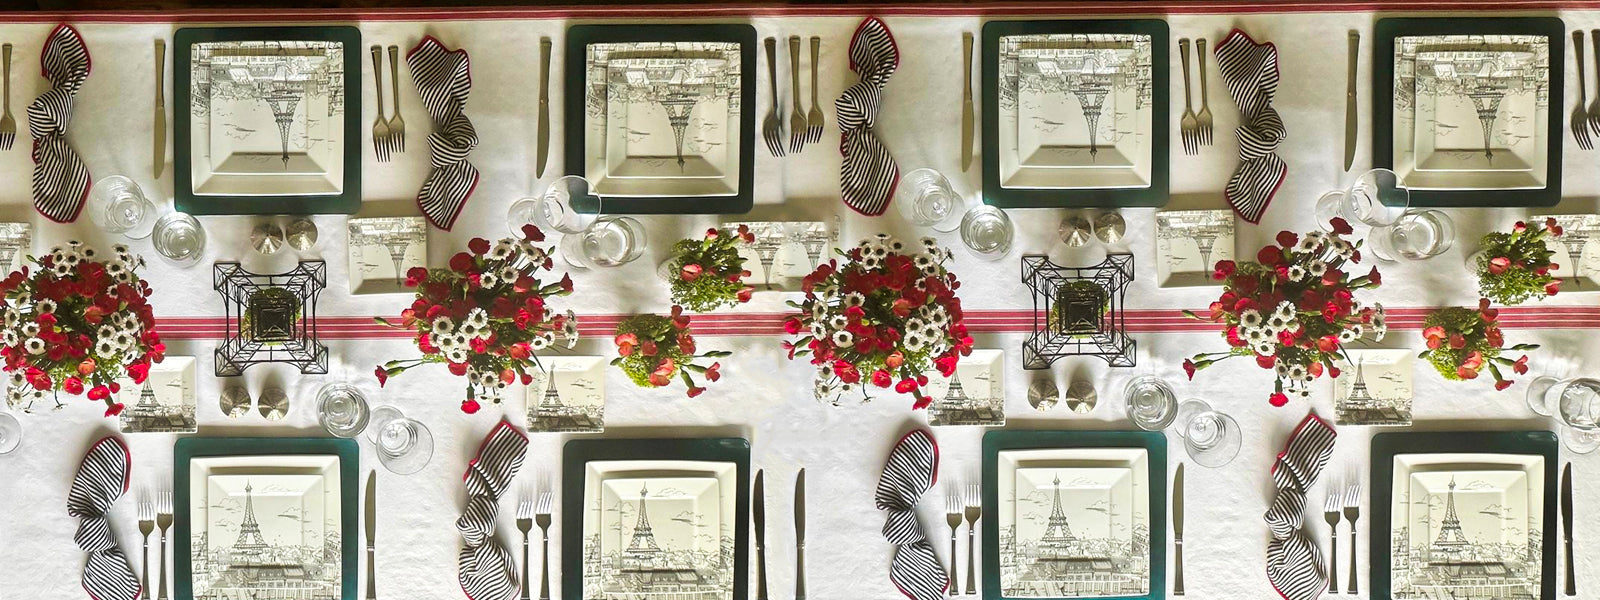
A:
753;470;767;600
795;469;806;600
536;37;551;179
1563;462;1574;596
365;471;377;600
960;32;974;172
1173;463;1185;596
1343;31;1358;172
153;39;166;179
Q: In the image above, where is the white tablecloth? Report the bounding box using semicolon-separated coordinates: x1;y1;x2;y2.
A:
1;5;1599;600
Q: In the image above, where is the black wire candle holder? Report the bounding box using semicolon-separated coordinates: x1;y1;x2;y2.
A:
214;260;329;377
1021;253;1135;369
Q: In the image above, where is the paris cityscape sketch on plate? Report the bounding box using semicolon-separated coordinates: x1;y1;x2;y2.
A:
347;216;427;294
1391;469;1541;599
999;33;1153;168
723;220;837;292
116;356;198;434
1155;210;1234;288
525;356;606;433
191;473;342;600
1334;349;1414;427
927;349;1005;427
1000;463;1151;598
0;222;29;275
1533;213;1600;289
1394;34;1549;174
585;477;734;600
191;40;347;182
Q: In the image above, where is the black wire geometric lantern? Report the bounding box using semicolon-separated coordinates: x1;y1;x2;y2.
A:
1021;253;1135;369
214;260;329;376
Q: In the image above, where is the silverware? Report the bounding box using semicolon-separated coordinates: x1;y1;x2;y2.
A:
1323;480;1340;594
753;469;768;600
794;468;806;600
789;36;807;154
1343;478;1361;595
156;491;172;600
387;45;405;155
762;38;785;157
1588;30;1600;138
1173;464;1185;596
945;489;963;593
1195;37;1212;147
805;37;823;146
961;32;974;172
1563;462;1574;596
153;39;166;179
138;495;154;600
1345;31;1360;167
1578;33;1595;151
371;46;391;163
1;43;15;151
517;485;533;600
1178;39;1198;156
536;37;551;178
536;480;553;600
963;483;980;595
364;472;377;600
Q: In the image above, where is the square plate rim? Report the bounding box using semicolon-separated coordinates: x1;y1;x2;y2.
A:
983;429;1167;600
173;25;363;216
982;19;1169;209
1372;17;1563;207
1369;430;1557;600
565;24;756;215
174;437;359;600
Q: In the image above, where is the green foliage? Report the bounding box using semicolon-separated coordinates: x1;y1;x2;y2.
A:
1474;227;1559;305
666;235;752;313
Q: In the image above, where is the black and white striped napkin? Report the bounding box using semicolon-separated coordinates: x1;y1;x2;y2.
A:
457;420;528;600
1265;415;1337;600
1214;30;1285;225
69;435;140;600
406;36;479;232
836;17;900;217
28;23;92;224
874;428;947;600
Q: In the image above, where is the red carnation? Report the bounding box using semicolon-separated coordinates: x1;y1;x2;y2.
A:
680;263;703;282
460;398;481;414
1182;359;1197;380
1276;231;1298;248
705;362;722;382
375;366;389;387
521;224;545;242
1257;245;1283;266
1329;217;1354;235
1487;256;1511;275
872;369;893;388
104;403;125;418
88;385;110;401
448;362;469;376
1212;260;1236;281
127;362;150;384
687;386;706;398
468;238;491;255
1269;392;1289;407
63;377;84;395
1495;379;1514;391
449;252;475;272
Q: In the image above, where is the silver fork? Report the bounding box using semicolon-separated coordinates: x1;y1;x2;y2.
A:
156;491;172;600
945;490;963;593
1178;39;1199;156
370;46;391;163
1588;30;1600;138
789;36;807;154
805;36;823;145
388;45;405;156
138;495;154;600
762;37;785;157
517;486;534;600
963;483;981;595
1575;32;1594;151
1323;480;1340;594
1195;37;1213;147
1344;478;1362;596
1;43;14;151
536;481;554;600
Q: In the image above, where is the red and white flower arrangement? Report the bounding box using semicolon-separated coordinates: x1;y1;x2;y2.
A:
1419;298;1538;390
1473;217;1564;305
1183;218;1386;406
1;242;166;416
375;225;578;414
665;226;756;313
612;305;731;397
782;235;973;408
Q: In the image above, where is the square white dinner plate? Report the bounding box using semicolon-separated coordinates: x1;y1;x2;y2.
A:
997;447;1150;598
599;476;723;559
1155;209;1234;288
1389;452;1544;598
186;454;342;598
582;459;737;600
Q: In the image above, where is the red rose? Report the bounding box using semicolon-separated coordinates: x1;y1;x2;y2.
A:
1269;392;1289;407
1487;256;1511;275
872;369;893;388
680;263;703;282
460;399;481;414
1257;245;1283;266
1182;359;1197;380
63;377;84;395
1495;379;1514;391
1329;217;1354;235
1513;355;1530;375
885;352;905;369
1276;231;1299;248
374;366;389;387
449;252;475;272
104;403;125;418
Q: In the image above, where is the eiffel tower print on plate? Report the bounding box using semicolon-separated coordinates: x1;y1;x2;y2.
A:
114;355;198;434
567;25;756;214
175;437;359;600
1154;209;1233;288
347;216;427;295
721;220;837;292
175;26;362;215
1372;431;1557;600
0;222;29;275
525;356;606;433
1531;213;1600;289
1333;349;1414;427
927;349;1006;427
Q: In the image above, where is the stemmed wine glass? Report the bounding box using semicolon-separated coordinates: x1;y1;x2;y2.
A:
558;194;647;270
1173;399;1242;467
508;175;595;236
87;176;157;239
367;405;434;475
1315;168;1411;230
1526;377;1600;453
0;411;20;454
959;205;1013;260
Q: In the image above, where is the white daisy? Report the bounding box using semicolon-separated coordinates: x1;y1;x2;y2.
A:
921;237;939;251
479;272;500;289
1337;328;1357;343
1275;363;1291;378
1287;266;1307;282
1239;309;1264;329
1253;342;1276;357
23;337;44;355
446;349;469;363
1287;364;1307;380
1308;260;1327;277
20;322;38;337
530;336;550;350
829;315;849;330
832;330;854;347
36;299;56;314
1;331;16;346
433;316;456;335
843;292;866;308
490;240;516;261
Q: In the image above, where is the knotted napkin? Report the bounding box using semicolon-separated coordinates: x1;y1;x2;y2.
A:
69;436;140;600
29;24;92;224
874;429;947;600
406;36;479;232
457;420;528;600
1214;30;1285;225
836;17;900;217
1265;415;1337;600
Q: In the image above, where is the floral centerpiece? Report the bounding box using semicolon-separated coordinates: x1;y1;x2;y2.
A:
0;242;165;416
664;226;756;312
782;235;973;408
1472;218;1563;305
375;225;578;414
1419;299;1537;390
612;305;731;397
1183;218;1386;406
